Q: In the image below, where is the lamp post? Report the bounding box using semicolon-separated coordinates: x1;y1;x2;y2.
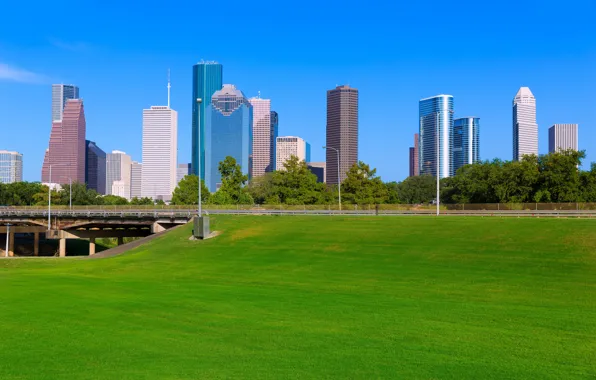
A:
197;97;203;216
47;164;73;228
323;146;341;211
436;112;440;216
193;97;210;239
435;109;454;216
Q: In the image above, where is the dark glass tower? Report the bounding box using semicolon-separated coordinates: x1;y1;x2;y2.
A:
419;95;454;179
205;85;253;192
269;111;278;171
192;61;223;179
453;117;480;175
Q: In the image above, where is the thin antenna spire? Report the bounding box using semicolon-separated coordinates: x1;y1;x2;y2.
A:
167;69;171;108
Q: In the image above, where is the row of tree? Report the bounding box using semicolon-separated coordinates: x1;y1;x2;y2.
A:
2;150;594;207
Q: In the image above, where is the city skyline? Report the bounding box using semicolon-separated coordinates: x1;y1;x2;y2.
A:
1;1;593;182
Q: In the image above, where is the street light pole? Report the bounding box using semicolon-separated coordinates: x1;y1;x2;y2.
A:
69;177;72;211
48;165;52;230
323;146;341;211
436;112;440;216
196;97;203;216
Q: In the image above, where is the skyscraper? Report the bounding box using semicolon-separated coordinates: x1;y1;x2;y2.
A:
142;106;178;201
453;117;480;174
41;99;86;184
270;111;279;171
85;140;106;194
409;147;416;177
419;95;454;179
513;87;538;161
549;124;578;153
326;85;358;185
0;151;23;184
413;133;419;176
106;150;132;198
248;96;271;178
205;84;252;192
307;162;326;183
130;161;142;199
177;163;191;184
192;61;223;180
276;136;308;170
52;84;79;121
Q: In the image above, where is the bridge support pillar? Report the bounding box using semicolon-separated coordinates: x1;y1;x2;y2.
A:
117;237;124;246
8;232;15;257
89;238;96;256
59;238;66;257
33;232;39;256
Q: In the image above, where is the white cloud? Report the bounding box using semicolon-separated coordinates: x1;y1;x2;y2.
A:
0;63;48;84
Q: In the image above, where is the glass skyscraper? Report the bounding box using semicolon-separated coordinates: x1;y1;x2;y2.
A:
205;84;252;192
270;111;279;171
419;95;454;179
52;84;79;121
192;61;223;180
452;117;480;174
0;150;23;184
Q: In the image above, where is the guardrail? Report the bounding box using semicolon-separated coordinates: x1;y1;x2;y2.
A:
1;208;596;218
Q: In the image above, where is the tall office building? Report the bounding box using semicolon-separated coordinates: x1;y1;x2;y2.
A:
276;136;308;170
549;124;578;153
307;162;326;183
409;133;420;177
453;117;480;174
177;163;191;184
130;161;142;199
192;61;223;180
270;111;279;171
326;85;358;185
0;151;23;184
513;87;538;161
419;94;454;178
409;147;416;177
52;84;79;121
106;150;132;199
205;84;252;192
85;140;106;194
248;96;271;178
142;106;178;201
41;99;86;184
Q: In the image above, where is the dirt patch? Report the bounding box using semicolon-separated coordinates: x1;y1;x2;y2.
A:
229;226;265;241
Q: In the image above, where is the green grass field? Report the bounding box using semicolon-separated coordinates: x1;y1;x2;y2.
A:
1;216;595;379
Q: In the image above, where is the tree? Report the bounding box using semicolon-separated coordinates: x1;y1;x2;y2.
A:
171;175;210;205
395;175;436;204
0;182;46;206
270;156;325;205
130;197;154;205
341;161;388;205
55;182;102;206
247;173;276;204
217;156;250;204
102;195;129;205
536;149;584;202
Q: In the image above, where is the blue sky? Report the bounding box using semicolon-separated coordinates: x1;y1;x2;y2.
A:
1;0;595;182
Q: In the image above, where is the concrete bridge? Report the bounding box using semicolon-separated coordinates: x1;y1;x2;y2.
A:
0;210;193;257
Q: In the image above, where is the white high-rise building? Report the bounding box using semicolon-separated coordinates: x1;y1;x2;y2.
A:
130;161;142;199
142;106;178;201
549;124;578;153
177;163;191;184
276;136;307;171
51;84;79;121
513;87;538;161
0;150;23;184
106;150;132;199
248;96;271;178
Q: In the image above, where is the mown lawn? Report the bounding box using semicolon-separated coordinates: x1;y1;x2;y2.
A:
1;216;595;379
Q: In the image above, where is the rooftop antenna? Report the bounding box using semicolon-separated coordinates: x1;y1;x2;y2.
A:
258;90;261;99
167;69;171;108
